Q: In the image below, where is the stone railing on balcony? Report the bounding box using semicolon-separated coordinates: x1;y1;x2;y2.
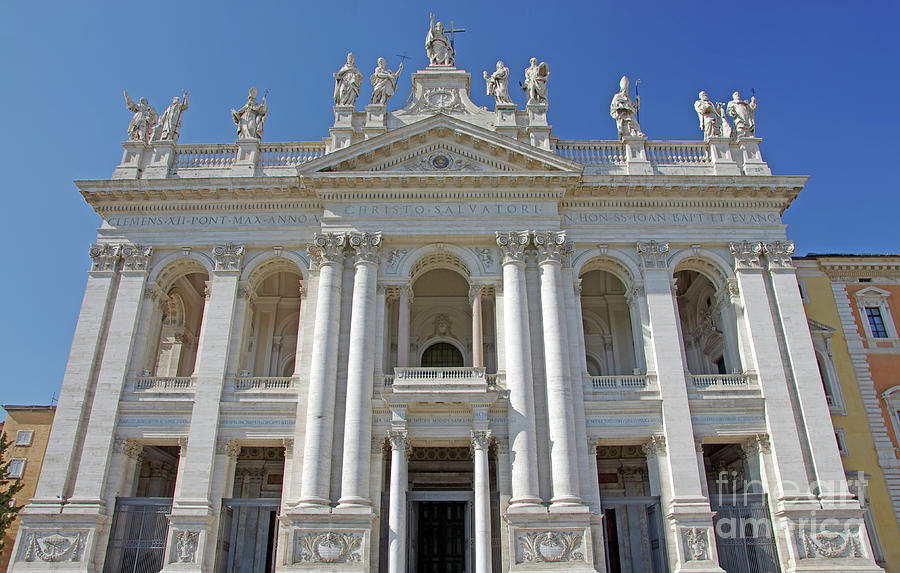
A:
690;373;752;388
134;376;194;392
588;374;651;390
390;367;488;394
555;141;625;167
233;376;295;391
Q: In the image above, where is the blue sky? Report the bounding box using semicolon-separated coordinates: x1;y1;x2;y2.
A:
1;0;898;408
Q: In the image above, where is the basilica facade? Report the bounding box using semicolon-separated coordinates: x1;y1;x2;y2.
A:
7;21;886;573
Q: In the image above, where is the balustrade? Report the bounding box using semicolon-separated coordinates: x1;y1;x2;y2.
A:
257;143;326;167
645;141;711;164
555;141;625;165
173;144;237;169
394;366;486;382
233;376;295;391
587;374;650;389
690;373;751;387
134;376;194;391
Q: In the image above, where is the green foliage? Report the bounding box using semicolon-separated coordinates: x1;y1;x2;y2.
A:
0;432;25;553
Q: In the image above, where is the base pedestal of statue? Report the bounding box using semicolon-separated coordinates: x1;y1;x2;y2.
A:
230;139;260;177
525;103;550;150
112;141;150;180
736;137;771;175
144;140;177;179
707;136;741;176
364;104;387;139
330;105;356;151
494;103;518;138
623;135;653;175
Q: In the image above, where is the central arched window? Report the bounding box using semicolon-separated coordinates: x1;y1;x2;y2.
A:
421;343;464;367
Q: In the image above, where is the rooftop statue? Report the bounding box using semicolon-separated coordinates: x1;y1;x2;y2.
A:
370;57;404;105
333;52;363;107
426;13;454;66
484;60;513;105
522;58;549;105
123;90;158;143
610;75;643;138
152;91;190;143
694;91;727;140
726;91;757;138
231;87;268;140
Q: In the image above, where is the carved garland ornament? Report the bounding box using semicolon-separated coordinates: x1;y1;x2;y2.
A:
796;527;864;559
22;531;86;562
174;530;200;563
295;531;363;563
681;527;710;561
517;530;585;563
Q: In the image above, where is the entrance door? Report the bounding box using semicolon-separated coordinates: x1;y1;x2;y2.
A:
408;492;472;573
103;497;172;573
215;498;280;573
601;497;668;573
710;494;780;573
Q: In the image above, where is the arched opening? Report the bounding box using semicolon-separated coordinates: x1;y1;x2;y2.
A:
421;342;465;367
150;270;207;377
579;269;637;376
239;270;302;377
673;269;739;375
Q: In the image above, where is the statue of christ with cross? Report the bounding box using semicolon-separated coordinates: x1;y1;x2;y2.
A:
425;13;464;66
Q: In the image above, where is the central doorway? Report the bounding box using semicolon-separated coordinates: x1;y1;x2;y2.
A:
408;491;473;573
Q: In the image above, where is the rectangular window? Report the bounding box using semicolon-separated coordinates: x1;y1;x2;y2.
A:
7;458;25;478
835;429;849;457
866;307;889;338
15;430;33;446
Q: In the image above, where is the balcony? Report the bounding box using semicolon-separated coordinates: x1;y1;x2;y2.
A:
389;367;488;394
232;377;296;392
688;373;760;400
133;376;194;393
583;374;658;401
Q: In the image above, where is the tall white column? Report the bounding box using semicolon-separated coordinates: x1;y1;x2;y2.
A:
764;241;855;507
533;231;582;506
338;231;382;508
298;233;346;506
470;285;484;368
397;286;411;367
495;231;541;505
387;430;409;573
472;430;492;573
30;245;121;507
69;245;153;509
729;241;815;505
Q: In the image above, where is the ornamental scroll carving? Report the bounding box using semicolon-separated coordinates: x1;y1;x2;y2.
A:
306;233;347;268
347;231;382;264
89;243;121;272
295;531;363;563
496;231;530;264
516;530;585;563
681;527;710;561
636;241;669;270
764;241;795;269
730;241;763;270
532;231;567;264
121;244;153;271
21;531;86;562
213;243;244;271
796;527;864;559
173;530;200;563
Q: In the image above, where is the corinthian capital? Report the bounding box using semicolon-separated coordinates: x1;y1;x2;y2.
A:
388;430;409;452
730;241;763;270
763;241;795;270
347;231;382;264
213;243;245;271
636;240;669;270
641;435;667;456
306;233;346;268
121;244;153;271
532;230;567;264
470;430;492;451
495;231;530;264
89;243;121;272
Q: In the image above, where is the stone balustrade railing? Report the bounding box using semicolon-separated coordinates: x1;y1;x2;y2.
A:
174;144;237;169
394;367;486;382
134;376;194;391
645;141;711;164
554;141;625;165
587;374;650;389
233;377;295;391
257;143;326;167
690;373;752;387
381;374;395;388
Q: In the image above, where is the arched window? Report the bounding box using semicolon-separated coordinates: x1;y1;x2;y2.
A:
421;343;464;367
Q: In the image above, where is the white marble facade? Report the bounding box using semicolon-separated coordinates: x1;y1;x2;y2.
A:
9;36;885;573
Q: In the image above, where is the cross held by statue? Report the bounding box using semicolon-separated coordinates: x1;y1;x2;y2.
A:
447;20;466;49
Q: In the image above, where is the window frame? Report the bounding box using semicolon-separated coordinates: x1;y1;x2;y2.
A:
7;458;26;478
854;287;897;340
808;319;847;415
15;430;34;447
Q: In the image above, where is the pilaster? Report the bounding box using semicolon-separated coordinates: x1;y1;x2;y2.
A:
112;141;150;179
494;102;518;138
230;139;259;176
525;103;551;150
623;135;652;175
143;140;177;178
364;104;387;139
330;105;355;150
736;136;772;175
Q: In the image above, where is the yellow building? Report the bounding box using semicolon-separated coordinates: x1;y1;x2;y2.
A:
795;256;900;571
0;406;55;572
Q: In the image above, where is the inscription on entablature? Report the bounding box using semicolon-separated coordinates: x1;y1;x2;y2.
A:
562;210;781;226
103;212;321;229
332;202;550;218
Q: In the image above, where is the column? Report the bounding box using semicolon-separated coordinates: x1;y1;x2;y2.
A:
764;241;855;507
396;286;411;367
636;241;723;573
338;232;382;508
387;430;409;573
533;231;582;506
30;245;120;507
472;430;492;573
298;233;346;506
164;244;243;571
728;241;815;505
625;283;649;373
470;285;484;368
495;231;541;506
69;245;153;509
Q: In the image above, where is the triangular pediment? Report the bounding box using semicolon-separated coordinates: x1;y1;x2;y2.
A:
298;114;582;176
807;318;836;336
